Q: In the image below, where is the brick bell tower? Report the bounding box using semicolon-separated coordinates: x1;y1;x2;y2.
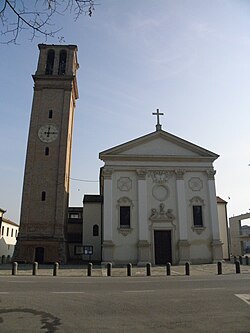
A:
14;44;79;263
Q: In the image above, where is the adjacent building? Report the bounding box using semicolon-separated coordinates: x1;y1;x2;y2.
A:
230;213;250;256
217;197;230;260
67;207;83;263
0;208;19;260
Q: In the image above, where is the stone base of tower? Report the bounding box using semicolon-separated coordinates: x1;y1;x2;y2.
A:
13;237;67;264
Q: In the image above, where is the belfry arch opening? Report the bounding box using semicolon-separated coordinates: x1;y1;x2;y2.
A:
58;50;67;75
45;50;55;75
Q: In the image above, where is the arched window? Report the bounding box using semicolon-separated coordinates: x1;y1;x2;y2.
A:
45;147;49;156
58;50;67;75
93;224;99;236
48;110;53;119
45;50;55;75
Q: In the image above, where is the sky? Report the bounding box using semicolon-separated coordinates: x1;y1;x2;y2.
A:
1;0;250;223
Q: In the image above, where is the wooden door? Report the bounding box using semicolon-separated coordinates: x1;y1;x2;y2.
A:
154;230;172;264
35;247;44;264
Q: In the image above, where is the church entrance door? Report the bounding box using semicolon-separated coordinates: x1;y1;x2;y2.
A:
35;247;44;264
154;230;172;264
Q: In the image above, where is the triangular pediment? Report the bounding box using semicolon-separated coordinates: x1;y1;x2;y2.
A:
99;130;219;162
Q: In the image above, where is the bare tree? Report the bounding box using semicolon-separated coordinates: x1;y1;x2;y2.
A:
0;0;96;44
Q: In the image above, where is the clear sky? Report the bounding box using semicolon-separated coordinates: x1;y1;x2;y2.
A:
1;0;250;223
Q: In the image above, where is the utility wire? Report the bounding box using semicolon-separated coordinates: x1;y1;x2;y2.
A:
70;177;98;183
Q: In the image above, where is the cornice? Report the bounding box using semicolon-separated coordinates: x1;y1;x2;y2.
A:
33;74;79;100
100;154;217;163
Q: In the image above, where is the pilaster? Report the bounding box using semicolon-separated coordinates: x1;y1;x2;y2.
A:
137;240;151;266
103;168;113;242
137;169;148;240
102;240;115;264
175;169;190;263
178;240;191;264
207;169;223;262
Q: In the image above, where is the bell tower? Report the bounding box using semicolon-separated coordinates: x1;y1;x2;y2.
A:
14;44;79;263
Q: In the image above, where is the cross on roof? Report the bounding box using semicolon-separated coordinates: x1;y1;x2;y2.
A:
152;108;164;131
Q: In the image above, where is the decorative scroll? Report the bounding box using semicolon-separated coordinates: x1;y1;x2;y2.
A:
149;170;171;184
136;169;147;180
175;169;185;180
117;227;133;236
117;196;134;208
102;168;113;179
206;169;216;180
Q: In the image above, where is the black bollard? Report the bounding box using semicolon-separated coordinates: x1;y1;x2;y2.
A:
127;263;132;277
185;262;190;276
53;262;59;276
217;261;222;275
32;262;38;276
235;260;241;274
239;256;243;265
146;263;151;276
246;256;249;266
107;263;112;277
12;262;18;276
166;262;171;276
87;263;93;277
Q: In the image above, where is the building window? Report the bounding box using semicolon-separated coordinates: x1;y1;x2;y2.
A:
93;224;99;236
45;50;55;75
41;191;46;201
48;110;53;119
120;206;131;228
117;197;133;232
58;50;67;75
193;206;203;227
15;230;18;237
1;226;4;236
190;197;205;233
6;227;9;236
45;147;49;156
11;229;13;237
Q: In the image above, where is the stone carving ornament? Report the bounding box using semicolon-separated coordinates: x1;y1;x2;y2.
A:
117;177;132;191
150;203;175;222
149;170;171;184
152;184;168;201
206;169;216;180
188;177;203;191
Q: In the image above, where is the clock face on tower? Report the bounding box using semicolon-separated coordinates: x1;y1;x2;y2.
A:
38;124;59;143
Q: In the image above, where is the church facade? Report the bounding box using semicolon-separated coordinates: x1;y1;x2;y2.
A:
99;120;223;265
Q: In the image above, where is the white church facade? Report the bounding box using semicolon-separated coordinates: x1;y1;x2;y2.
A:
82;113;224;265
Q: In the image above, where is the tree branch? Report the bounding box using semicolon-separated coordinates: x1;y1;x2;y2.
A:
0;0;96;44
